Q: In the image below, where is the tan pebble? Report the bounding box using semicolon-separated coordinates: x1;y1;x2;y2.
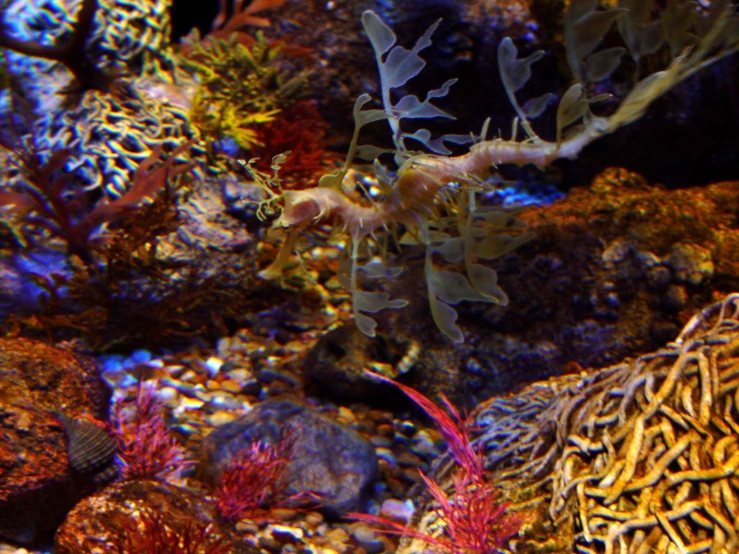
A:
271;508;299;521
337;406;356;423
396;451;425;468
380;498;415;523
158;386;180;408
235;520;259;534
376;423;394;438
180;397;205;410
303;511;324;526
206;379;221;390
324;528;350;543
220;379;243;393
180;369;198;382
228;368;252;384
216;337;231;356
385;477;406;498
206;412;237;427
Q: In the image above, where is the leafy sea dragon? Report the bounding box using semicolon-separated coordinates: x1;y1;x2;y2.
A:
253;0;739;342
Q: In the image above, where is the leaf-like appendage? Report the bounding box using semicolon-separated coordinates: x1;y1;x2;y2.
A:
467;263;508;304
362;10;396;57
556;84;588;143
402;128;473;156
523;93;554;119
428;293;463;343
660;1;699;58
498;38;545;94
584;47;626;82
475;232;535;261
361;10;459;155
354;290;408;337
360;260;405;279
436;237;465;263
474;209;530;230
565;1;626;83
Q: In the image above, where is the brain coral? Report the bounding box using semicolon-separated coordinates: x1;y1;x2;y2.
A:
404;293;739;554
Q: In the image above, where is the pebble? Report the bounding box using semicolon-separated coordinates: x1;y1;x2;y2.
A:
380;498;415;523
206;411;237;427
202;356;224;376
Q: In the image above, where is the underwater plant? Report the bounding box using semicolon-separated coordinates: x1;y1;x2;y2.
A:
182;30;305;153
348;371;523;553
254;1;739;342
0;141;192;263
111;380;195;481
212;431;296;522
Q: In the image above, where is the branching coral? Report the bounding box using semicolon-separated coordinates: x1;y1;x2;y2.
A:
254;2;739;342
0;0;110;90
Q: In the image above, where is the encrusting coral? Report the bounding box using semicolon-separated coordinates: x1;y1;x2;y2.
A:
254;1;739;343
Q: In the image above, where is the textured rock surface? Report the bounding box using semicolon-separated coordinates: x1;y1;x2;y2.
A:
0;338;109;545
54;479;258;553
199;399;378;517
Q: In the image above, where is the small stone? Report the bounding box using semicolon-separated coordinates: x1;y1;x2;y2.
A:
130;349;152;363
380;498;415;523
207;412;237;427
410;429;436;455
374;447;396;466
216;337;232;356
203;356;224;377
271;508;300;521
179;397;205;410
158;387;180;409
220;379;243;393
304;511;324;526
351;524;385;554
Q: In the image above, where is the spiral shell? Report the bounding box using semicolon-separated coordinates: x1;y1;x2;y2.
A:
55;412;117;474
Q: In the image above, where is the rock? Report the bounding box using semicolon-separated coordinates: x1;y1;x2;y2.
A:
0;338;109;545
198;399;378;517
54;479;258;553
303;326;421;401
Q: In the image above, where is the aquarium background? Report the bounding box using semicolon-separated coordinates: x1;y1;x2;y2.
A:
0;0;738;553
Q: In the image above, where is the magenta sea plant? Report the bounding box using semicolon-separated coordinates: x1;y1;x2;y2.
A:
111;379;195;481
212;432;296;522
253;1;739;342
348;371;524;553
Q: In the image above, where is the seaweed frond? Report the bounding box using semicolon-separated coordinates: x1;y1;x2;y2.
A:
182;31;305;154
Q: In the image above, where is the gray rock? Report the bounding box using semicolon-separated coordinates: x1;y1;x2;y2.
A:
198;399;378;518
